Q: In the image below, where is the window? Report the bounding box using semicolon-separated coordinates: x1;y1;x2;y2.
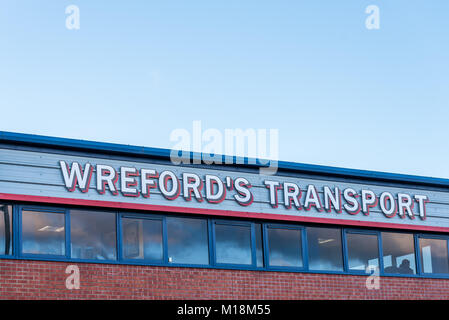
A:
267;226;303;268
307;227;343;271
382;232;416;275
21;210;65;256
0;204;12;255
71;210;116;260
8;202;449;279
255;223;264;267
121;217;163;262
346;232;379;272
166;217;208;265
419;237;449;274
215;223;252;265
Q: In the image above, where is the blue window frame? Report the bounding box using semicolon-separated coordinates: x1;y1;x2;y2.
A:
343;229;381;274
3;202;449;279
17;205;118;263
18;206;69;259
264;224;305;271
254;223;264;268
0;203;13;257
416;234;449;276
166;215;210;266
212;220;256;268
380;231;417;276
306;226;344;272
70;209;117;261
119;213;165;264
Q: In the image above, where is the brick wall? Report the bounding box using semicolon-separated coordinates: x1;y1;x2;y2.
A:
0;259;448;299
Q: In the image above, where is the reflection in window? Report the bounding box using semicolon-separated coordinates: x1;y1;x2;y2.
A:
255;223;264;267
122;218;163;261
167;217;208;265
0;204;12;255
22;210;65;255
267;227;302;267
307;227;343;271
346;233;379;272
215;224;252;265
419;238;449;274
71;210;116;260
382;232;416;275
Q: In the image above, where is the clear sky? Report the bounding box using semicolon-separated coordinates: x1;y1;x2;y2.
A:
0;1;448;178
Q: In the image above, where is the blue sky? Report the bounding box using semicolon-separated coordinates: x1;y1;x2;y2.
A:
0;1;448;178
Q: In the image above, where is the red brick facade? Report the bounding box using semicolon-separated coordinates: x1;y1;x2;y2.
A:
0;259;448;299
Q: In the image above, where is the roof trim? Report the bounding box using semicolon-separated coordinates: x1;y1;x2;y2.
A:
1;131;448;188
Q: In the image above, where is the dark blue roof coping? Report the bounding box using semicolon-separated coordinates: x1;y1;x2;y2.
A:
1;130;449;189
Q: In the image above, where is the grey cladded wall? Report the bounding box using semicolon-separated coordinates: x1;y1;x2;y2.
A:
0;144;449;231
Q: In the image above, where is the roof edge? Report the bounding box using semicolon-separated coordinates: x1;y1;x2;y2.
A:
1;131;448;188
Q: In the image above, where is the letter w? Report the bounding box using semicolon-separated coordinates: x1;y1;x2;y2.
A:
60;161;93;192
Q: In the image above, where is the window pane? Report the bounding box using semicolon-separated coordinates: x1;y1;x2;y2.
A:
382;232;416;274
0;204;12;255
71;210;116;260
167;217;208;265
307;227;343;271
347;233;379;272
215;224;252;265
419;238;449;274
22;210;65;255
255;223;264;267
122;218;163;261
267;228;303;267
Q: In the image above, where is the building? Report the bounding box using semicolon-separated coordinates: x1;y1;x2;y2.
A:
0;131;449;299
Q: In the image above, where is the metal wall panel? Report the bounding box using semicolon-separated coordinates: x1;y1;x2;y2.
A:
1;147;448;230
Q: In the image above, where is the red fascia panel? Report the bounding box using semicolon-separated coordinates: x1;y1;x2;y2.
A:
0;192;448;233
